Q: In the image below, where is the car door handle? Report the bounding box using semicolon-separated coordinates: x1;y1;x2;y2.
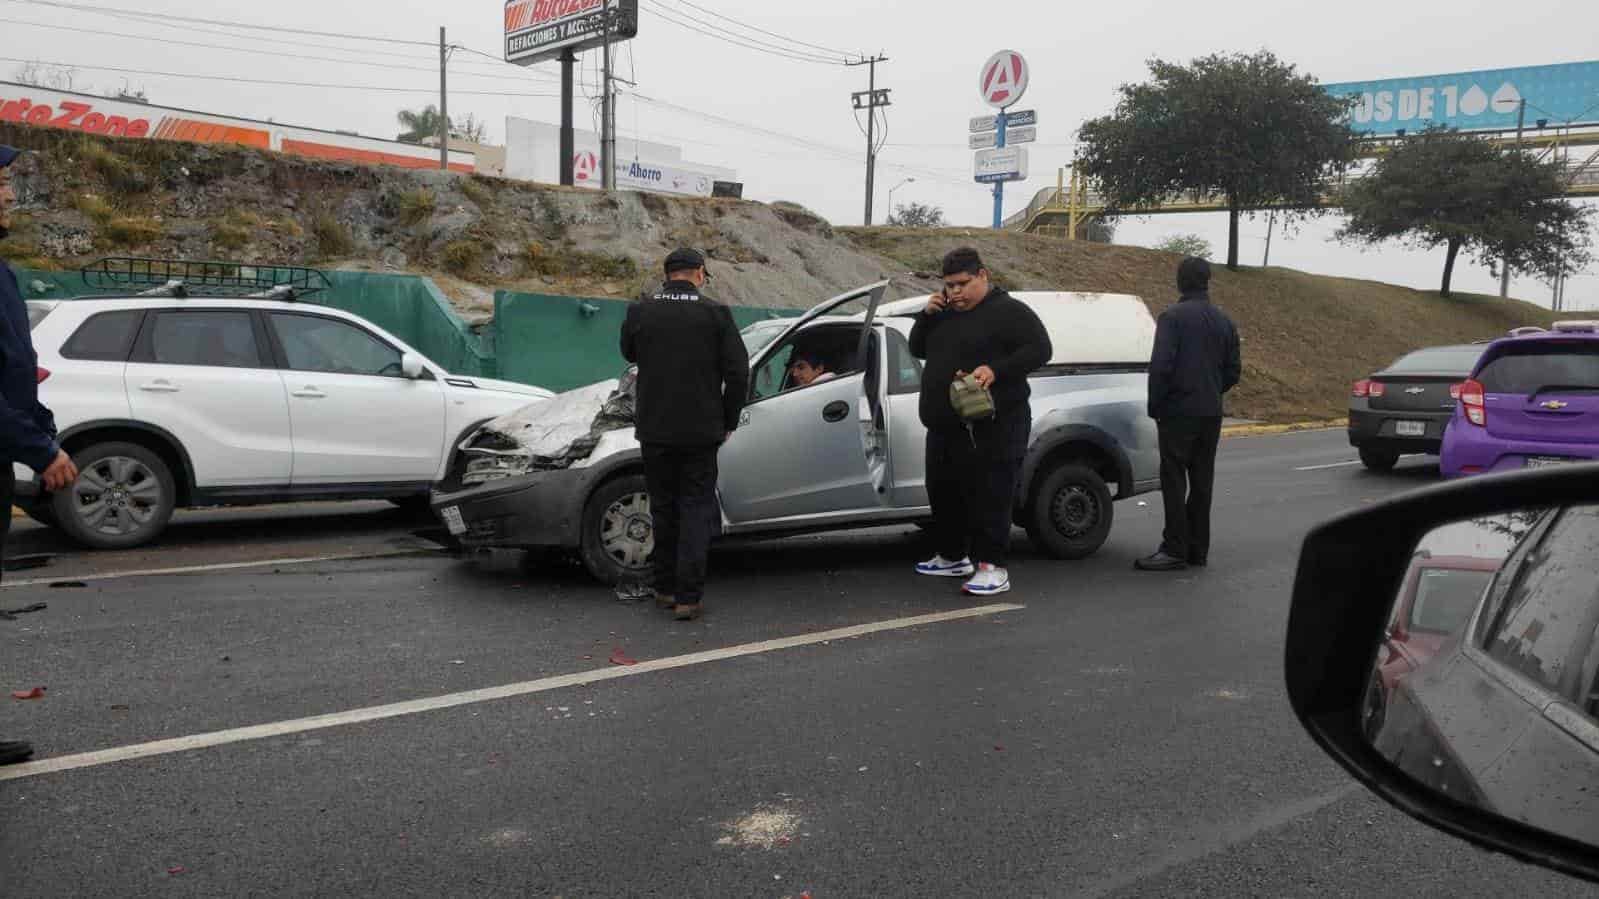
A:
138;380;180;393
822;400;850;422
292;387;327;399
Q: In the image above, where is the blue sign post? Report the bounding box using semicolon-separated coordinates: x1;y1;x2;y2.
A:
1323;60;1599;135
992;111;1008;229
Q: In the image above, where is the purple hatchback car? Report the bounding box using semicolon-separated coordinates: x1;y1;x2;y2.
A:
1441;321;1599;478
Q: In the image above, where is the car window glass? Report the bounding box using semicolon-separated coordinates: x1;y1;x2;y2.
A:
1386;347;1482;374
1480;505;1599;696
1409;568;1493;635
150;311;262;368
62;310;142;362
272;314;402;377
887;328;922;395
26;303;54;330
1476;344;1599;395
750;343;795;402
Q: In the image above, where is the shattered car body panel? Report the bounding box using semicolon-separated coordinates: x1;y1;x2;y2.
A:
459;371;637;485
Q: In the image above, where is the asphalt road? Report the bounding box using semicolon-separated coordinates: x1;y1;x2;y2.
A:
2;430;1595;898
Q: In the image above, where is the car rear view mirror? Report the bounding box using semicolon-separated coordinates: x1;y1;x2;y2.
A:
1287;464;1599;884
401;352;426;380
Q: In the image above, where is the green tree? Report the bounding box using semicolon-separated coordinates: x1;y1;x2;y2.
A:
396;105;447;145
1338;128;1594;297
887;202;947;228
1155;233;1212;259
1077;51;1357;270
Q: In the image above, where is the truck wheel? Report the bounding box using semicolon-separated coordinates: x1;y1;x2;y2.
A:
578;473;654;585
1026;463;1114;560
1359;447;1400;472
51;442;176;550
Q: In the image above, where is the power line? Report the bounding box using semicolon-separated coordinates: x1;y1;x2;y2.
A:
0;55;559;97
0;17;562;84
636;1;845;66
10;0;434;46
658;0;854;58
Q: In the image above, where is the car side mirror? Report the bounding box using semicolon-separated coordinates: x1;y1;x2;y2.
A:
1288;463;1599;884
401;352;426;380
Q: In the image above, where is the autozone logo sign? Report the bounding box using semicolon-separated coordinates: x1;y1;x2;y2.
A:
505;0;604;32
0;92;152;138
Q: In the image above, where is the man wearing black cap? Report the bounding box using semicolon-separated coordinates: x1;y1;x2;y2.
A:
620;248;748;620
0;145;79;765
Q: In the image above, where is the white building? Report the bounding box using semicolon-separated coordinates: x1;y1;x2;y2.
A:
503;117;737;198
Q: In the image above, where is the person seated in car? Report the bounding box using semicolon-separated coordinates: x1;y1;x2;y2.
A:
788;351;837;388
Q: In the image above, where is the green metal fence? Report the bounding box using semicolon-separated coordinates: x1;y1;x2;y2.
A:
13;267;798;393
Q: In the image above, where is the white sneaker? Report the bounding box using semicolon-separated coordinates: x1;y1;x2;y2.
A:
962;564;1011;596
916;554;976;577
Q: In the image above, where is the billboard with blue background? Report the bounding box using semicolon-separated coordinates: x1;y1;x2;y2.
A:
1322;60;1599;135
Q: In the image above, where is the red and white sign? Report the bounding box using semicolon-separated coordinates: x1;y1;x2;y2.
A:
0;81;475;174
572;150;600;183
979;50;1029;109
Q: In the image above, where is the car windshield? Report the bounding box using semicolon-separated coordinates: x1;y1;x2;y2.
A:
1385;346;1482;374
741;322;789;355
1408;568;1493;635
1477;343;1599;395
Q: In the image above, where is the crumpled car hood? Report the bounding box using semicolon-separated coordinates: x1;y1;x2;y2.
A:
464;369;637;471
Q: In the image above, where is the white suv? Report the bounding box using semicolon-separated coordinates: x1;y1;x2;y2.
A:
17;283;552;549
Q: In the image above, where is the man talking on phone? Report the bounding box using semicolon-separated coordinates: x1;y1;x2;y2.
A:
909;247;1050;596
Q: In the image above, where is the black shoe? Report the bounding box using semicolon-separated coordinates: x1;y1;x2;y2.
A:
0;740;34;766
1135;551;1189;571
1188;556;1208;568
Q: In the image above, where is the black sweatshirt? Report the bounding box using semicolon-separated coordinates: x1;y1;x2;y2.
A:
620;280;750;447
1146;290;1241;420
908;288;1053;432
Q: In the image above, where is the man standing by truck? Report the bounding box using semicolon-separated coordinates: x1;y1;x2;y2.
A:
1136;256;1241;572
1;145;79;765
910;247;1051;596
620;248;748;621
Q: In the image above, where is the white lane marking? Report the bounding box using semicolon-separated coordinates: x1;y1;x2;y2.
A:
0;603;1024;781
1;549;430;589
1294;460;1363;471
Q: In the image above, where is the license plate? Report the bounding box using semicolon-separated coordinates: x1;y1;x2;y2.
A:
1395;420;1426;437
441;505;467;535
1526;456;1578;468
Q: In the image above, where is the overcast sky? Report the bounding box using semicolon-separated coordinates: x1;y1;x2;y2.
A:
3;0;1596;309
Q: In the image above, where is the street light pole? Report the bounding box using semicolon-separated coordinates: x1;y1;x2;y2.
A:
1500;98;1526;299
886;177;914;222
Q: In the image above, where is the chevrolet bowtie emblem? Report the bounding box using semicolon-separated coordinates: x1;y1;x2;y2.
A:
1404;387;1426;395
1542;400;1570;409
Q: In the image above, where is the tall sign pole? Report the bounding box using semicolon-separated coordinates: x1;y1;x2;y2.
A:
438;26;449;171
559;48;576;186
972;50;1032;230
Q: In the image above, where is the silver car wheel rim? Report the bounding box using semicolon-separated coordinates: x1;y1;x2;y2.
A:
1050;483;1099;539
72;455;163;538
600;492;654;571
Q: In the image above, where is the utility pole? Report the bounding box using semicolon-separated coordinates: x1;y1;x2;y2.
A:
1500;98;1527;298
438;26;449;171
848;55;890;226
600;13;616;191
560;48;576;186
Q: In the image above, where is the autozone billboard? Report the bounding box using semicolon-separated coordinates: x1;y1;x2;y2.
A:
0;82;475;173
504;0;638;66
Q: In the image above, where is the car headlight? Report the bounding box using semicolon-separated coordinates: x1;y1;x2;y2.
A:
462;448;534;485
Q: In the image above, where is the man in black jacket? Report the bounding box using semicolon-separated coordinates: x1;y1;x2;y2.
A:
620;248;748;620
1;145;78;765
910;247;1051;596
1137;256;1241;572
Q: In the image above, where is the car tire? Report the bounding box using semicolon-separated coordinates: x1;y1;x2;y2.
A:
1362;674;1387;742
51;442;177;550
1359;447;1400;472
1026;463;1115;560
578;473;655;585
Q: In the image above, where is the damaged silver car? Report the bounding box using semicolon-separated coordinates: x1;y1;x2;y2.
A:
433;281;1162;584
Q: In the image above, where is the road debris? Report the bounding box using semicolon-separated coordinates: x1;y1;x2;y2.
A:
0;602;46;621
609;647;638;666
11;686;45;700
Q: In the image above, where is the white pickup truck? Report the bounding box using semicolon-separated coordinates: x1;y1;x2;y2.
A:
433;281;1161;583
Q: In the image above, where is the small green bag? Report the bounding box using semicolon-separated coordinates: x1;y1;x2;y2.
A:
949;372;996;422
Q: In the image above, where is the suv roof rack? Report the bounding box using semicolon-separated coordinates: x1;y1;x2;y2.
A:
1506;326;1548;337
79;258;332;300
